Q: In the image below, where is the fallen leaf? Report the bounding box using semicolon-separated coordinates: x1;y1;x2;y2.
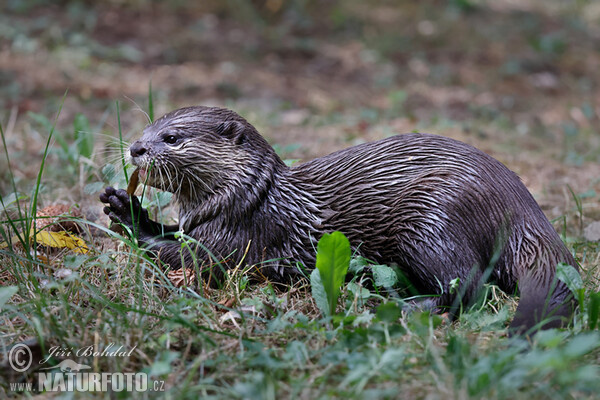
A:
167;268;196;287
35;204;82;232
218;297;236;308
54;268;73;279
0;205;87;254
127;168;140;196
33;229;89;254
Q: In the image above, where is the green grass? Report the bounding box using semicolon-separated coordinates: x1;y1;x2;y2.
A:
0;105;600;399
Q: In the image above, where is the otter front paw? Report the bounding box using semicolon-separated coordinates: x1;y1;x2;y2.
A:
100;187;157;239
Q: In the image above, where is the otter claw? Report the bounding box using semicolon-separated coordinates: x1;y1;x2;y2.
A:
99;187;115;203
108;212;121;224
99;187;118;204
108;195;125;213
100;186;156;238
100;187;133;229
114;189;129;201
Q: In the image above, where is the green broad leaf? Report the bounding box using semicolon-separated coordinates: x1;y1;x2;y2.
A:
0;286;18;309
563;332;600;358
534;329;568;349
348;256;370;275
67;142;79;164
347;282;371;300
353;309;376;326
449;277;461;294
284;341;308;364
332;314;357;327
84;181;105;195
376;302;401;323
460;307;511;331
372;264;398;287
556;263;583;294
147;350;179;376
310;269;329;317
588;291;600;330
283;159;300;167
102;163;117;183
315;231;351;316
155;192;173;208
380;348;406;369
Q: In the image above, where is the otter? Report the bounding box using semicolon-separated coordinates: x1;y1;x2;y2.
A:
100;106;577;333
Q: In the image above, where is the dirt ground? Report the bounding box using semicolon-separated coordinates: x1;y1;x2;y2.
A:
1;0;599;241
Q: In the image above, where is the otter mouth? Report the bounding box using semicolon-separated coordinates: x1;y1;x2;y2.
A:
130;159;181;194
135;166;157;185
138;168;148;182
133;166;173;192
137;167;162;188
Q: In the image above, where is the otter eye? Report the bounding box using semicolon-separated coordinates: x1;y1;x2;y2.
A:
163;134;178;145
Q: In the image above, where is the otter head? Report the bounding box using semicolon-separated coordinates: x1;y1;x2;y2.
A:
129;106;285;205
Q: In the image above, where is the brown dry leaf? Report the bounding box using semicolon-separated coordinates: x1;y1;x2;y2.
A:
218;297;237;308
35;204;82;232
127;168;140;196
167;268;196;288
439;312;451;325
36;254;50;264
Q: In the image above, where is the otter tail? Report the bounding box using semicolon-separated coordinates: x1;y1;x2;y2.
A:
509;234;577;335
510;271;574;334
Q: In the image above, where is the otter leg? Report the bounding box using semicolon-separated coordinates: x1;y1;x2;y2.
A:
399;238;488;319
398;255;487;320
403;297;442;313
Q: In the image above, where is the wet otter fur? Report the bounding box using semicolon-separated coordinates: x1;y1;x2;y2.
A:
100;106;577;333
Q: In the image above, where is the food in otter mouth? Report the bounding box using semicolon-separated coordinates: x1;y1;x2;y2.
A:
100;106;578;333
126;168;140;196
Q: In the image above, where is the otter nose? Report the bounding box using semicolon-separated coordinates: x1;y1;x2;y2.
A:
130;142;147;158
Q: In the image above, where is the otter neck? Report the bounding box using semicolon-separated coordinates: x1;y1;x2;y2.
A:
174;153;288;229
175;157;326;265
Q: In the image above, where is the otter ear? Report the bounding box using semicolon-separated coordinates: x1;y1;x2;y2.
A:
215;120;245;145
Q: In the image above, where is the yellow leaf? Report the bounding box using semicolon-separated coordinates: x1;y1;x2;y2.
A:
32;229;89;254
0;235;24;250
